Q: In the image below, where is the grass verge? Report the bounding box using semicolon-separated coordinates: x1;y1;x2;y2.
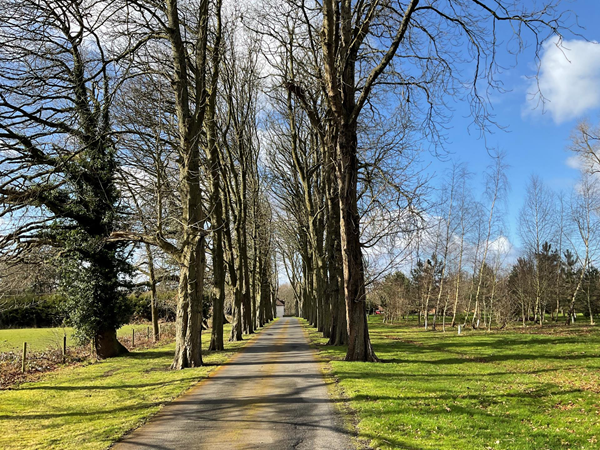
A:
0;323;270;450
302;317;600;450
0;324;155;353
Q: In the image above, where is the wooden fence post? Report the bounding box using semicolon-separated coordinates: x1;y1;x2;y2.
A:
63;335;67;363
132;329;135;347
22;342;27;373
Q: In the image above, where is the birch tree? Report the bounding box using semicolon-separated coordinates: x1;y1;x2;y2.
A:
518;175;556;325
470;153;507;328
566;175;600;325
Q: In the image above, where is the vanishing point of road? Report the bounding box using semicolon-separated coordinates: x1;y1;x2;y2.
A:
114;317;354;450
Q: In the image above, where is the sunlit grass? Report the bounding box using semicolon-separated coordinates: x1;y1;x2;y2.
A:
0;324;155;353
303;316;600;450
0;323;270;450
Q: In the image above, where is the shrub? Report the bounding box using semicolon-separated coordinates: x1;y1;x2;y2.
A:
0;294;68;328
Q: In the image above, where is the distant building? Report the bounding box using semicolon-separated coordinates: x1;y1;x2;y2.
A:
276;299;285;318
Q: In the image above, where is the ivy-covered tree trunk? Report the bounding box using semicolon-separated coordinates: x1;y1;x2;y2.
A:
61;239;131;359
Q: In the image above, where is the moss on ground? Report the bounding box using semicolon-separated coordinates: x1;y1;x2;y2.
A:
302;317;600;450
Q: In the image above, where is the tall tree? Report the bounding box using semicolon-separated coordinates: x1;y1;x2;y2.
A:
285;0;566;360
472;153;507;329
566;174;600;325
112;0;224;368
0;0;133;358
518;175;556;325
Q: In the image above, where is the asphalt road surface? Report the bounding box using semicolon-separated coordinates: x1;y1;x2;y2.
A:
114;317;354;450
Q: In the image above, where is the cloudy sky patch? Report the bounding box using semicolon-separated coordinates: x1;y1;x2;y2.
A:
525;38;600;124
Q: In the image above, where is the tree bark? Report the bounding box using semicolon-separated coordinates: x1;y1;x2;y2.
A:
145;243;160;342
172;238;205;369
337;124;378;362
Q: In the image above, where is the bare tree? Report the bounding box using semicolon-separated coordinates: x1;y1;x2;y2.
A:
570;120;600;174
112;0;224;368
450;165;472;328
472;152;508;329
566;174;600;325
518;175;556;325
0;0;137;357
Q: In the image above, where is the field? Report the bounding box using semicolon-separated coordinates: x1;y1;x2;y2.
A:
0;324;156;353
304;316;600;450
0;323;269;450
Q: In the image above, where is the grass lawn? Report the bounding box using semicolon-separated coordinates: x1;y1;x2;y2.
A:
0;324;154;353
0;322;271;450
303;316;600;450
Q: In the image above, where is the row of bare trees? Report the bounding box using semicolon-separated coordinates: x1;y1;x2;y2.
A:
257;0;569;360
0;0;576;364
0;0;279;366
110;0;282;365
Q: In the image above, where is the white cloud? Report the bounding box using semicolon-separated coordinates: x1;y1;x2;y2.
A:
566;155;583;170
525;38;600;124
489;235;512;255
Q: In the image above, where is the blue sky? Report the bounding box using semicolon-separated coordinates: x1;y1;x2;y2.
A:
421;0;600;253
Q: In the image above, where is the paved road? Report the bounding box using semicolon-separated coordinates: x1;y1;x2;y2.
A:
114;317;354;450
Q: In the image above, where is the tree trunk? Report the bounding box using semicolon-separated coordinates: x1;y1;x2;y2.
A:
587;288;595;325
326;187;347;346
230;278;243;341
209;225;225;350
145;243;160;342
172;238;205;369
241;225;253;334
94;329;128;359
251;221;259;328
206;19;225;350
259;253;270;325
337;124;378;362
165;0;212;369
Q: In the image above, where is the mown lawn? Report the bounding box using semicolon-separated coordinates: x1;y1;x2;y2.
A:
0;324;154;353
0;323;270;450
304;317;600;450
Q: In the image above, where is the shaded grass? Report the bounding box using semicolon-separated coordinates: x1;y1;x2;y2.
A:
303;317;600;450
0;324;153;353
0;323;270;450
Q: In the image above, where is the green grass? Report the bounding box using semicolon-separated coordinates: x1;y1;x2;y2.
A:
0;323;271;450
303;317;600;450
0;324;154;353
